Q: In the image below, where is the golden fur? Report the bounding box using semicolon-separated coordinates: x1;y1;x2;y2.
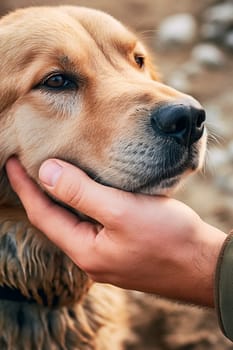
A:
0;6;207;349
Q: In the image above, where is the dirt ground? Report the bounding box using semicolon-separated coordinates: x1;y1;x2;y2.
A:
0;0;232;349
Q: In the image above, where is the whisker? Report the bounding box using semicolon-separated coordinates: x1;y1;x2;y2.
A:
202;149;213;177
138;29;156;36
137;30;156;41
206;122;225;147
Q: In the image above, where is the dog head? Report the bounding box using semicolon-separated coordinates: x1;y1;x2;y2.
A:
0;6;206;198
0;6;206;306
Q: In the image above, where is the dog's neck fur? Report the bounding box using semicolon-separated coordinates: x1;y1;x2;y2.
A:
0;284;129;350
0;166;130;349
0;169;19;207
0;108;20;206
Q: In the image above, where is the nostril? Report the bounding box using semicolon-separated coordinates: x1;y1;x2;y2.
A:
175;115;188;133
196;109;206;129
152;105;191;137
158;115;188;134
154;108;190;135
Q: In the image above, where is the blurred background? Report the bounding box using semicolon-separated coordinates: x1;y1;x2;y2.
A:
0;1;232;349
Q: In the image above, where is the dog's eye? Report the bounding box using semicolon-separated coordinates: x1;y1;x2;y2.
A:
134;54;145;69
42;74;77;90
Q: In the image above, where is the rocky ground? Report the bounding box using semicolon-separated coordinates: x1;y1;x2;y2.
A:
0;0;232;349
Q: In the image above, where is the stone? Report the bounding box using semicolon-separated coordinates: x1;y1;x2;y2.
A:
224;30;233;50
207;148;229;169
214;174;233;195
191;44;226;68
200;23;225;41
204;90;233;141
203;3;233;27
204;104;224;124
166;72;191;93
204;104;230;141
180;61;203;78
157;13;197;48
228;141;233;161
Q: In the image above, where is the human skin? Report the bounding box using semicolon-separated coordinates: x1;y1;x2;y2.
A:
6;157;226;307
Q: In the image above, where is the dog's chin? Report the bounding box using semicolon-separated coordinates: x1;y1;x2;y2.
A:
133;176;181;196
41;153;199;220
41;174;180;225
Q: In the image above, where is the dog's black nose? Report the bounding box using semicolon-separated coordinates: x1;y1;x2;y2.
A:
151;104;206;146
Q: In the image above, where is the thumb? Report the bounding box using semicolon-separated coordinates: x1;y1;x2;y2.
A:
39;159;132;226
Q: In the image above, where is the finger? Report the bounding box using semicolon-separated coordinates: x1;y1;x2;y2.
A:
6;158;98;260
39;159;134;226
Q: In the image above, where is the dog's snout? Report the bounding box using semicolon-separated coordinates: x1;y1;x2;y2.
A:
150;103;206;146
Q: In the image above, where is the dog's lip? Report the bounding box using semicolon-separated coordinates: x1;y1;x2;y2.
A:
131;175;180;193
93;169;182;193
69;147;198;193
128;147;201;193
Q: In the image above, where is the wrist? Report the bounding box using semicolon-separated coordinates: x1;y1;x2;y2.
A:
189;221;226;307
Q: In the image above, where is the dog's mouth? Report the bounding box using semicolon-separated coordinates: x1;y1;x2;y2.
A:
85;141;202;195
130;153;199;194
95;166;184;194
132;175;180;194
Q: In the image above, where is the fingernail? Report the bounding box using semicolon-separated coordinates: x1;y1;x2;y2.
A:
39;161;63;187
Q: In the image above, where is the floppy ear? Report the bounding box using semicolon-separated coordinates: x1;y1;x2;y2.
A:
0;16;20;205
0;86;18;206
0;20;19;114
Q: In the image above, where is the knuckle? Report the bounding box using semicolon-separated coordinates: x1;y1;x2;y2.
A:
77;252;105;277
27;209;38;226
78;259;98;276
88;274;105;283
108;207;125;223
107;201;128;226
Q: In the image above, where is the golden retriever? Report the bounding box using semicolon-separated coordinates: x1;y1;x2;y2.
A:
0;6;207;349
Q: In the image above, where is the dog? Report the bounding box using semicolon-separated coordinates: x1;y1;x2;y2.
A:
0;6;207;349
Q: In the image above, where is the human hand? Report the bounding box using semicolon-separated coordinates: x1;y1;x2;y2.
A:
6;157;226;306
